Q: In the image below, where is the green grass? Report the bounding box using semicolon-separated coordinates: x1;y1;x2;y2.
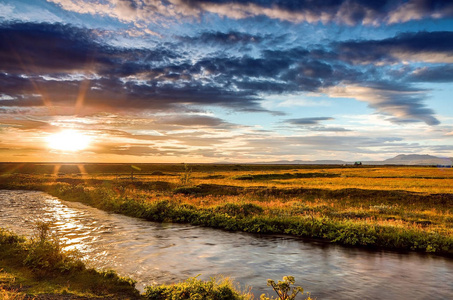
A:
145;276;252;300
0;163;452;256
0;226;254;299
0;227;140;299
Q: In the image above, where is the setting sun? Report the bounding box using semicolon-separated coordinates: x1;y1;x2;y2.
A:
46;129;91;152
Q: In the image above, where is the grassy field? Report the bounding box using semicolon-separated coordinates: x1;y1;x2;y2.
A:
0;163;452;256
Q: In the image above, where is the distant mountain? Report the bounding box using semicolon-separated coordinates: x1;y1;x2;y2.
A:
250;159;348;165
247;154;452;166
382;154;453;166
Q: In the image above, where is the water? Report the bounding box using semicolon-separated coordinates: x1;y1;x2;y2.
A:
0;190;452;299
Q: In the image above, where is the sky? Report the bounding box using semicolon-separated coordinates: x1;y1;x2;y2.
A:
1;0;453;163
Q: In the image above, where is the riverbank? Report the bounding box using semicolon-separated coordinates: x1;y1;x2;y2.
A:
0;164;451;256
0;226;253;300
0;226;140;299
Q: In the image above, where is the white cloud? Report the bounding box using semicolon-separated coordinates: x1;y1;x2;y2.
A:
0;3;14;19
387;0;453;24
262;94;332;110
0;2;62;23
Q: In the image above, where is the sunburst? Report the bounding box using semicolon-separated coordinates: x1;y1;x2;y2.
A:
46;129;91;152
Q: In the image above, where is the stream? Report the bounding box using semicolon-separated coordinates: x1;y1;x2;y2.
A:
0;190;452;299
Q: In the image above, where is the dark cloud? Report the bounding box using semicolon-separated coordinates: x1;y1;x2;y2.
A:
409;65;453;82
310;127;351;132
0;21;289;113
179;31;264;45
0;22;100;74
283;117;351;132
324;81;441;126
0;22;268;113
35;0;453;27
335;31;453;64
0;22;443;125
285;117;334;125
177;0;453;24
155;115;234;127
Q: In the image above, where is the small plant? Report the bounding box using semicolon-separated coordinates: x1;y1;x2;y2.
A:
23;221;84;276
0;286;27;300
260;276;305;300
180;163;193;186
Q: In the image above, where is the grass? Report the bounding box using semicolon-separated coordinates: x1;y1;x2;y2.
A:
0;163;452;256
0;226;140;299
145;276;252;300
0;225;252;299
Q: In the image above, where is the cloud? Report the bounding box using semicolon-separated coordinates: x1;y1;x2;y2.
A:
0;22;269;113
310;127;351;132
0;22;443;126
47;0;176;26
154;115;234;128
323;84;440;126
46;0;453;26
242;134;409;157
179;31;265;46
409;65;453;82
0;23;325;114
335;31;453;64
0;22;101;74
285;117;334;125
283;117;352;132
388;0;453;24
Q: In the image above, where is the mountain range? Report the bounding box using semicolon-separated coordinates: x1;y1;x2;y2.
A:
253;154;453;166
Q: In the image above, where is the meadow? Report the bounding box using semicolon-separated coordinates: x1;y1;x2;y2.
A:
0;163;451;256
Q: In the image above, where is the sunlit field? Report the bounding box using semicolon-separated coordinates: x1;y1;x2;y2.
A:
0;163;452;255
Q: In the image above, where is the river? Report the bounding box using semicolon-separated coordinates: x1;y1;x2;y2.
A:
0;190;452;299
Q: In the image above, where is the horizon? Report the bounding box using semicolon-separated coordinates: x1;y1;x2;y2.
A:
1;1;453;163
1;153;452;165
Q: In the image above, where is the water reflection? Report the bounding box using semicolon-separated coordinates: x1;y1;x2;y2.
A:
0;190;452;299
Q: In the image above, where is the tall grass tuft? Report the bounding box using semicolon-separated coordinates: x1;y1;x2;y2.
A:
0;270;28;300
23;221;85;276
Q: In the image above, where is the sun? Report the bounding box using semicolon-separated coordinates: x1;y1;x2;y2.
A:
46;129;91;152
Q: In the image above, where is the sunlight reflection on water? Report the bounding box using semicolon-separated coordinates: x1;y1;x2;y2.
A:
0;190;452;299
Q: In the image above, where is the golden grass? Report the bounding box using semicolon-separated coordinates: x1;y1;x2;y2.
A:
0;270;28;300
1;164;452;253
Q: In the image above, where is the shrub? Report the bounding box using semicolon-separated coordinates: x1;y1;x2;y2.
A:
144;276;251;300
0;228;25;245
180;164;193;186
23;221;84;276
261;276;310;300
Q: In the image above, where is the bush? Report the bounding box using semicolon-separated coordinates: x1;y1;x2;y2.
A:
23;222;84;276
0;228;25;245
261;276;311;300
145;276;251;300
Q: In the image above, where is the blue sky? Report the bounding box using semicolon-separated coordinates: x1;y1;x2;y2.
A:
0;0;453;163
